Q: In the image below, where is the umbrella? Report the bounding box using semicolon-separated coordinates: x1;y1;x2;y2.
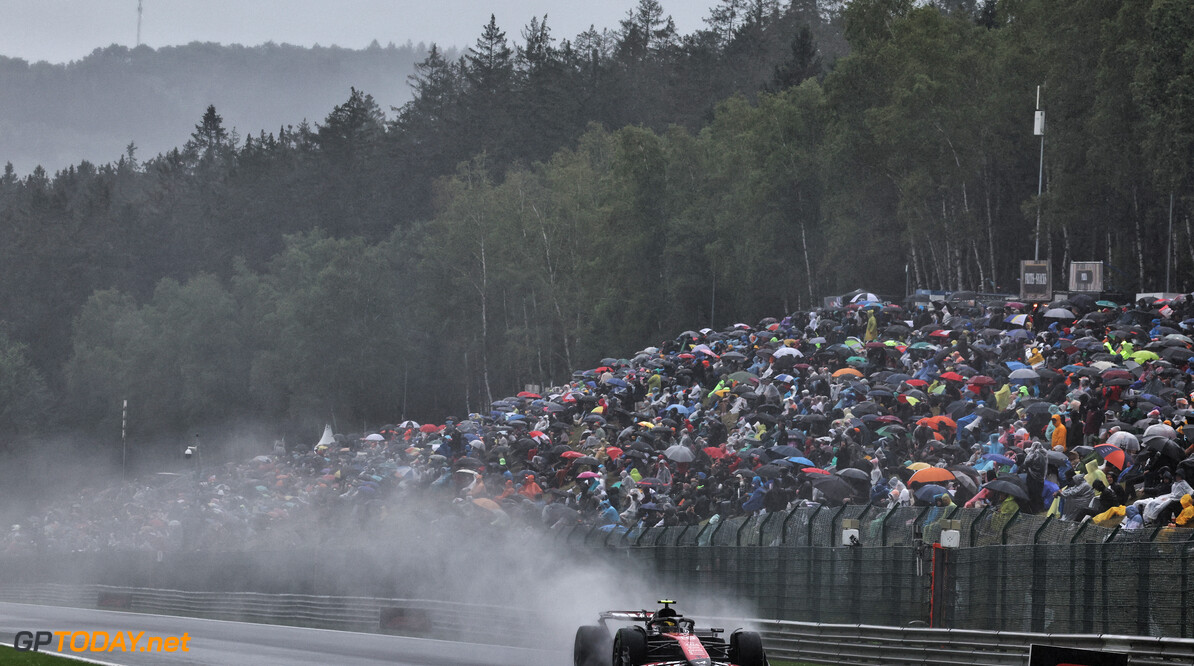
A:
636;477;668;487
982;453;1017;466
573;456;601;466
801;467;830;475
559;450;584;459
703;446;728;459
664;445;695;463
836;467;871;482
982;479;1028;501
576;471;602;479
364;433;385;441
454;456;482;468
1044;308;1076;320
605;446;624;460
1092;444;1125;470
939;372;965;382
913;484;950;503
909;467;957;484
755;464;784;479
832;368;863;378
771;445;804;458
788;456;815;466
810;475;856;503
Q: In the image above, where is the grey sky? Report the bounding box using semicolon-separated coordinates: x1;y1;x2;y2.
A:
1;1;713;64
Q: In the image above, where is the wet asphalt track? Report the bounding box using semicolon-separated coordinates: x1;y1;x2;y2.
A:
0;602;565;666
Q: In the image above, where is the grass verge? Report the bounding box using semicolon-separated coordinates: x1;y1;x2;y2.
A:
0;645;97;664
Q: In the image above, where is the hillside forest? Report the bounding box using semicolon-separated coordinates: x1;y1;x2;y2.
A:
0;0;1191;461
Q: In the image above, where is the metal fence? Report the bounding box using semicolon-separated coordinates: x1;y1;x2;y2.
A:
559;505;1194;639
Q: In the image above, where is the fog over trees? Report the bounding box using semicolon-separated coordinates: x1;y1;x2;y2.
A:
0;0;1191;464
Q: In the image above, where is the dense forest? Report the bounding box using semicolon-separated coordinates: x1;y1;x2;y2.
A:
0;0;1191;459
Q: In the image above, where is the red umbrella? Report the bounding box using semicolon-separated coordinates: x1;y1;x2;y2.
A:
905;379;928;387
968;375;996;386
517;391;542;398
1093;444;1126;470
939;372;965;382
703;446;728;459
801;467;830;475
419;423;440;433
605;446;623;460
559;450;584;459
929;330;951;338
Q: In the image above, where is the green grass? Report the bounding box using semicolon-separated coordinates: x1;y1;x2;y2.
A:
0;645;95;664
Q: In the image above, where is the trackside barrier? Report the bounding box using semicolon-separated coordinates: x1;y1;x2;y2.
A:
4;582;1193;666
0;583;539;647
740;619;1194;666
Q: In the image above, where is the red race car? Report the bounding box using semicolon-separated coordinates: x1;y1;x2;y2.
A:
574;600;767;666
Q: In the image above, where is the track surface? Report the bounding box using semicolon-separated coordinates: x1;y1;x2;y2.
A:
0;602;564;666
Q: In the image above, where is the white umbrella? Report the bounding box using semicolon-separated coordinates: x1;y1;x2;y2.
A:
664;444;695;463
1008;368;1039;380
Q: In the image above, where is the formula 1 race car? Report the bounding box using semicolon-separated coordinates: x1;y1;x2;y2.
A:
574;600;767;666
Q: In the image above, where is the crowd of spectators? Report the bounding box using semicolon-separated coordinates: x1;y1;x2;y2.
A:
6;291;1194;554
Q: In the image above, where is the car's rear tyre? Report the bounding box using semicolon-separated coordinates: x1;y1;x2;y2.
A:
613;626;647;666
574;625;610;666
729;630;766;666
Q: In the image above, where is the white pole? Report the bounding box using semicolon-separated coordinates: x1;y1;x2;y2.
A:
1034;86;1045;262
122;399;127;482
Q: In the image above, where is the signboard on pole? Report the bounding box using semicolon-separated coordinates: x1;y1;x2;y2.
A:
1020;260;1052;302
1069;262;1103;292
1029;644;1128;666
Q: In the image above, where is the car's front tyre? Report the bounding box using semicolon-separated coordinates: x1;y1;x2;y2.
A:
612;626;647;666
729;630;766;666
574;625;611;666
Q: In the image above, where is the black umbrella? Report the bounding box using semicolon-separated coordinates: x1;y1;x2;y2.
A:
810;475;856;503
1145;436;1186;463
754;464;784;480
983;479;1028;501
771;445;803;458
836;467;871;482
572;456;601;466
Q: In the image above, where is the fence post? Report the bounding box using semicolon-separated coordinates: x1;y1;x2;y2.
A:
779;506;802;545
968;506;991;547
736;515;753;547
1136;541;1150;637
999;508;1019;545
1183;530;1194;638
1030;516;1052;632
807;505;824;546
758;511;775;547
878;505;899;545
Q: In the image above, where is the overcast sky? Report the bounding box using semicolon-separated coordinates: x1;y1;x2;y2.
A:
1;1;713;64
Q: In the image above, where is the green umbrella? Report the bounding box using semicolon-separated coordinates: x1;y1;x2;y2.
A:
1131;350;1159;363
1096;300;1118;308
847;356;868;367
728;371;757;383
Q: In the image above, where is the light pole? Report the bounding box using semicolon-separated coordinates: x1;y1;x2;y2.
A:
184;434;201;481
1033;85;1045;261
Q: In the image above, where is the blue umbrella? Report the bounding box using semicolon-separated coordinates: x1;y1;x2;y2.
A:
983;453;1017;466
788;456;815;466
913;484;950;503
